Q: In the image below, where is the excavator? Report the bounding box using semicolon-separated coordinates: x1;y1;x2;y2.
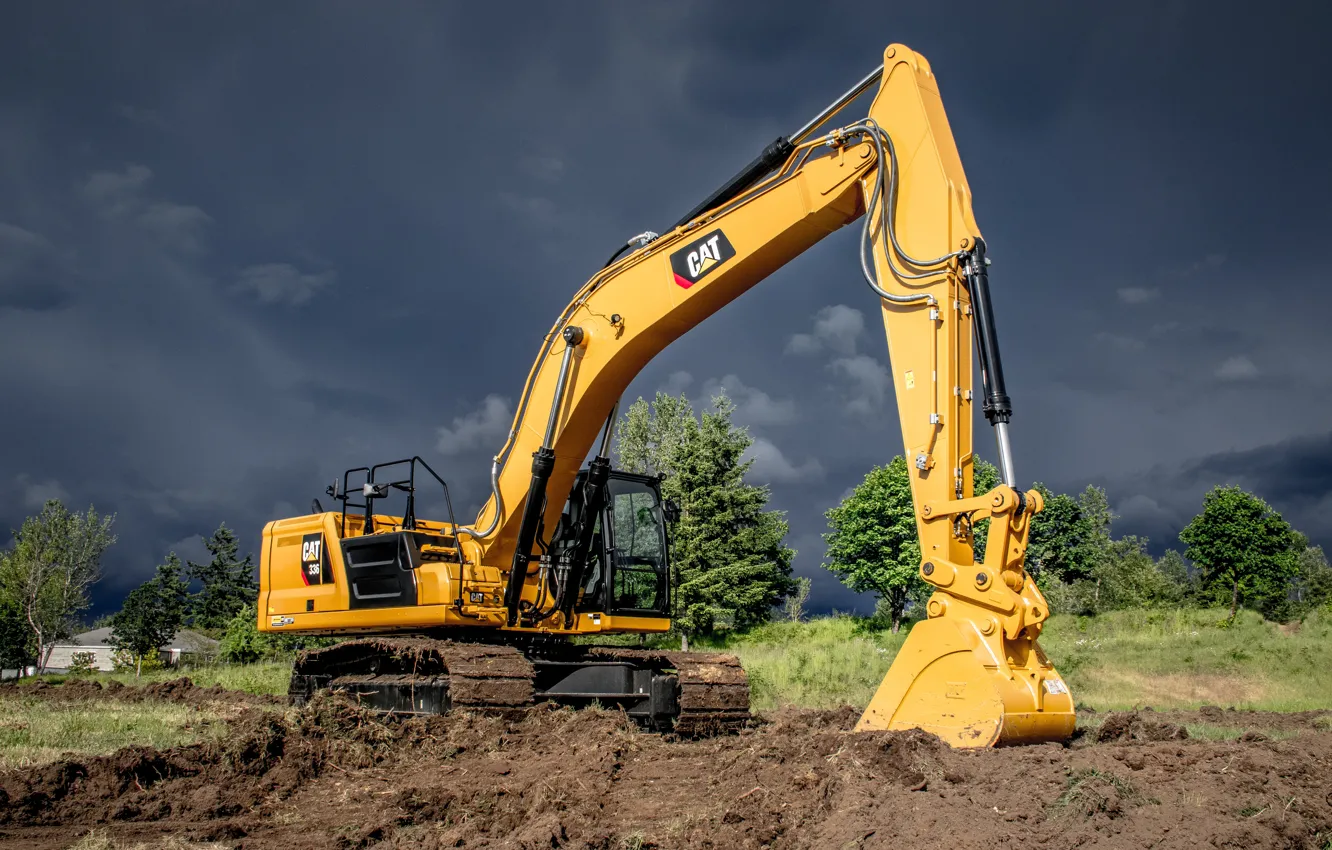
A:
256;43;1076;748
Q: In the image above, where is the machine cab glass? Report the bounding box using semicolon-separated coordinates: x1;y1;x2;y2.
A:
606;476;669;613
575;471;670;616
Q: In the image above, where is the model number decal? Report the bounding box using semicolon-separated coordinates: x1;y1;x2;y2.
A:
300;532;331;586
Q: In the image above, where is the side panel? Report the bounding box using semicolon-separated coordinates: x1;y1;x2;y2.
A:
259;512;509;633
263;513;347;622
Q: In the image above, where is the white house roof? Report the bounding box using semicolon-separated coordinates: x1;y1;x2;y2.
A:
57;627;220;652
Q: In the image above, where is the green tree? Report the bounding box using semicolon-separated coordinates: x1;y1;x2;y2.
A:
967;459;1001;562
615;393;797;646
824;456;1008;631
186;524;258;631
1155;549;1199;604
1290;545;1332;618
0;590;36;674
108;554;189;677
1077;485;1114;569
614;392;694;479
0;500;116;671
822;456;921;633
1094;536;1181;610
217;602;338;662
1025;484;1092;585
783;576;812;622
1178;485;1299;621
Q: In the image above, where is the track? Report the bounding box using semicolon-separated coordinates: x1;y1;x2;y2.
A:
287;637;752;735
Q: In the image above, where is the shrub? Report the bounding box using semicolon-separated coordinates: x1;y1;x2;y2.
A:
218;603;338;662
67;651;98;676
111;647;165;674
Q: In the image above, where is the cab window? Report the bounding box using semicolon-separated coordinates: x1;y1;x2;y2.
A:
607;478;668;614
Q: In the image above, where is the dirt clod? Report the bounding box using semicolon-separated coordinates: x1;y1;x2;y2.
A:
1095;711;1190;742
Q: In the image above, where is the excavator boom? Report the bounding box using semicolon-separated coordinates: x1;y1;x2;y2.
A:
259;43;1074;748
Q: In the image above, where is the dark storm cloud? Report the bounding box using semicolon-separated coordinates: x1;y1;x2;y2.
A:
0;223;72;311
1088;431;1332;558
2;2;1330;617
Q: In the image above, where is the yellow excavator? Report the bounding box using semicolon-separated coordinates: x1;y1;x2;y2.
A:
257;43;1076;748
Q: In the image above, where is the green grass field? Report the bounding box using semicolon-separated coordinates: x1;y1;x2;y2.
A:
0;694;231;768
1041;607;1331;712
701;607;1332;713
21;660;292;696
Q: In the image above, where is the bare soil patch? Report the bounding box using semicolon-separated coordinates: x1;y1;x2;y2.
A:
1;679;1329;849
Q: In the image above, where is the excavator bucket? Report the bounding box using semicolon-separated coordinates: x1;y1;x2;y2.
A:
855;597;1076;748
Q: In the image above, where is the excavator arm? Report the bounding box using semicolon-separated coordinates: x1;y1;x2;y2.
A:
453;44;1075;747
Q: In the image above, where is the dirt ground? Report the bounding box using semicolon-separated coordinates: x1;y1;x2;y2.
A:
1;679;1330;849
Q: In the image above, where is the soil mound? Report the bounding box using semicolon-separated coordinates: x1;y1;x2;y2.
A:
0;692;1329;849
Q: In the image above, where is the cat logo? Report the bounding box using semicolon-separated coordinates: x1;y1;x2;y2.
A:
669;229;736;289
300;532;332;586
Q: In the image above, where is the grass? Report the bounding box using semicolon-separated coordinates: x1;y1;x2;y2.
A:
19;660;291;696
695;617;908;711
0;694;229;768
1050;768;1153;818
699;607;1332;714
1040;607;1332;712
66;830;229;850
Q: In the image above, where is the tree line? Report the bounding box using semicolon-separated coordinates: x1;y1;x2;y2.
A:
823;457;1332;629
0;499;259;676
5;400;1325;672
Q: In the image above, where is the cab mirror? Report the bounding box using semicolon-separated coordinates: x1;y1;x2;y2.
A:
663;498;681;524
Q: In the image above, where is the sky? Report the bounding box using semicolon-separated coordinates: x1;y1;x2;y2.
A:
2;2;1331;617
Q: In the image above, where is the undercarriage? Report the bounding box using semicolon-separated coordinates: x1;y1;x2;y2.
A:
287;637;751;736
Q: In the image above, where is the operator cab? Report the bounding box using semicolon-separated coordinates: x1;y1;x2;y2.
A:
560;468;675;618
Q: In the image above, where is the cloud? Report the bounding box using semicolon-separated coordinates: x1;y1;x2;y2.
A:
1215;355;1258;381
743;437;825;484
15;474;70;510
497;191;558;227
1181;252;1227;277
137;202;212;253
1115;493;1165;524
0;223;71;311
436;395;514;455
830;355;891;415
114;104;172;132
1093;430;1332;556
519;155;565;182
0;223;44;248
784;333;820;355
1117;286;1159;305
83;164;153;215
165;534;210;566
81;164;212;252
661;370;693;395
233;263;335;306
786;304;864;356
701;374;795;426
